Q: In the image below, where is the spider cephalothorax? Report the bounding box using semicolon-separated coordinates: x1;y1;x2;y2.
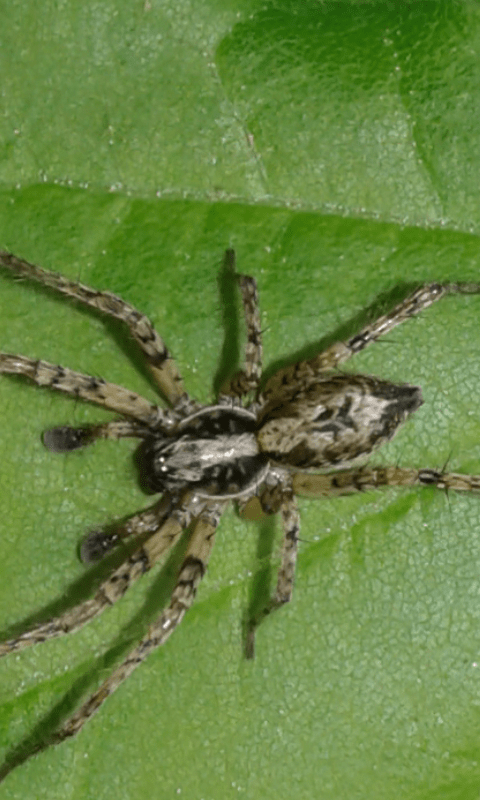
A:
140;405;268;497
0;247;479;781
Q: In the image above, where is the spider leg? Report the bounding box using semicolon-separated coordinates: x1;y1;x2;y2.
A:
0;251;186;405
245;481;299;659
0;493;203;656
222;249;263;398
43;419;152;453
44;502;224;746
0;353;163;424
262;280;480;398
292;465;480;497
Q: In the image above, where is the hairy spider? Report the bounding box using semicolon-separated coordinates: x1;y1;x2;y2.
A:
1;247;480;777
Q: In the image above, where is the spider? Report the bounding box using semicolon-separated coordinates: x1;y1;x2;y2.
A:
1;247;480;777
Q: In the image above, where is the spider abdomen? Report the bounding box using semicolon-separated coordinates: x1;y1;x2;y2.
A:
140;405;269;498
257;373;423;469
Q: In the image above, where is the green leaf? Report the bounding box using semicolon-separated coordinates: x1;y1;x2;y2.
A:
1;3;480;800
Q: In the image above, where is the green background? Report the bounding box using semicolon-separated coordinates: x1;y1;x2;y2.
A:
1;1;480;798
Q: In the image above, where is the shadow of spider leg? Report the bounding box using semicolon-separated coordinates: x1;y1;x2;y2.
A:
0;492;201;657
262;280;480;400
0;251;186;405
43;502;224;746
245;477;300;659
220;248;263;398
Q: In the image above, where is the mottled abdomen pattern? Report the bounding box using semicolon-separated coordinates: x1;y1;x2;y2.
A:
257;374;423;468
